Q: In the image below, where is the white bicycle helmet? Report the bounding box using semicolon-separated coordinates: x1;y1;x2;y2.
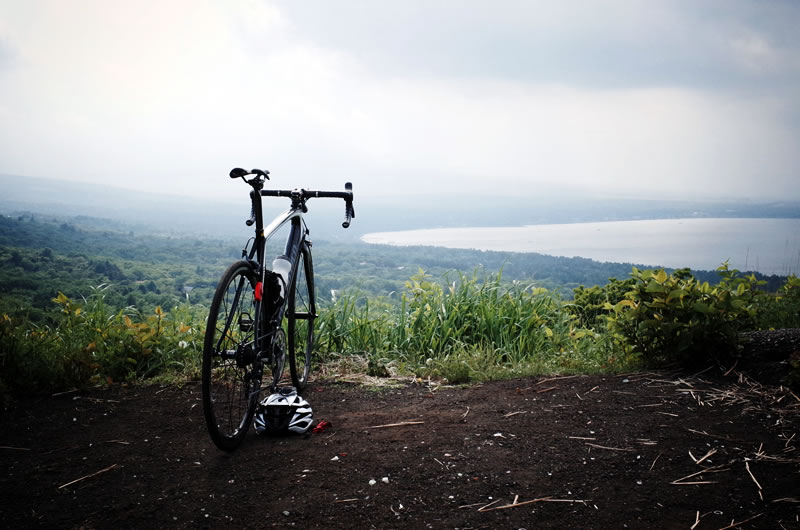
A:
254;387;313;434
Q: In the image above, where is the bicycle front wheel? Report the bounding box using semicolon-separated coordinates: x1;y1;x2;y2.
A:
202;260;262;451
288;244;316;391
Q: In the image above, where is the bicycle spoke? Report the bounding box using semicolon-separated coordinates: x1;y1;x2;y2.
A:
289;247;315;391
202;262;262;451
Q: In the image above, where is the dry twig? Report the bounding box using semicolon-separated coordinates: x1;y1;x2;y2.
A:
690;511;700;530
476;499;502;512
723;361;738;376
478;496;587;512
744;461;762;491
649;451;662;472
695;449;717;465
717;513;763;529
368;421;424;429
57;464;119;489
670;464;728;485
585;442;634;452
536;375;579;385
687;428;737;442
51;388;79;397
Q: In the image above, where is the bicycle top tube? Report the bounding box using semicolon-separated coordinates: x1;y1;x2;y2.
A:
262;207;303;244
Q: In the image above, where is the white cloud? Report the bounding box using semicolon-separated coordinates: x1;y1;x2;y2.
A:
0;0;798;202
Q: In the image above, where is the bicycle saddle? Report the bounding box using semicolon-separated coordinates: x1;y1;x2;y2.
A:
229;168;270;179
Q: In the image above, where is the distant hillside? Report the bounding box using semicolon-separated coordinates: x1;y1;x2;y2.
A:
3;172;799;239
0;213;790;323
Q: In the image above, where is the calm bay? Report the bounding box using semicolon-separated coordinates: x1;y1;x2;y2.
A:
362;218;800;276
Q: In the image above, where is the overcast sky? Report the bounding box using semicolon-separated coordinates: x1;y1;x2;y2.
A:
1;0;799;203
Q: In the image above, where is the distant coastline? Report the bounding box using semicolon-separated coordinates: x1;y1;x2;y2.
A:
362;218;800;276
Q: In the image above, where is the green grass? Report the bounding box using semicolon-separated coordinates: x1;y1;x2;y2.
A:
0;286;204;394
313;269;632;382
2;268;799;394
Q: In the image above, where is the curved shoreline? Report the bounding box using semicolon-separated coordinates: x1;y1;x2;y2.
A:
361;218;800;276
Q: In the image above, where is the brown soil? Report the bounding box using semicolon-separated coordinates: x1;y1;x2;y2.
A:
2;369;799;529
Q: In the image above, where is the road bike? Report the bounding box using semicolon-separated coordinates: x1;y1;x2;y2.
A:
202;167;354;450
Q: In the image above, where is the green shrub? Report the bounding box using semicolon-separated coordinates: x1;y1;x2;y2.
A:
569;278;635;329
603;265;761;366
753;275;800;329
0;287;203;394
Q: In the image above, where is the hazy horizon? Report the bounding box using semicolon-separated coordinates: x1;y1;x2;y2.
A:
2;172;799;246
1;1;799;204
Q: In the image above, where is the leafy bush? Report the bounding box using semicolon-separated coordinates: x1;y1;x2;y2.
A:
753;275;800;329
569;278;635;329
0;287;203;394
603;265;762;365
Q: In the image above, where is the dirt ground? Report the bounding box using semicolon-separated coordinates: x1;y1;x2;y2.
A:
1;369;799;529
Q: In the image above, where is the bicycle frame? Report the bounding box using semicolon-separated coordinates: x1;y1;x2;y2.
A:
230;168;353;385
242;205;307;392
248;205;304;277
202;167;352;449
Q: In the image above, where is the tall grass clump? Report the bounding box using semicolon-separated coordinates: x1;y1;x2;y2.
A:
315;269;619;382
0;285;203;394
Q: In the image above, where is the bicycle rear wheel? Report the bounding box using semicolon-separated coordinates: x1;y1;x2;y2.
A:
202;260;263;451
288;244;316;391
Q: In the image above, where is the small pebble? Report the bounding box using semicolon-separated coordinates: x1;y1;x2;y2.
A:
369;479;377;486
382;477;389;484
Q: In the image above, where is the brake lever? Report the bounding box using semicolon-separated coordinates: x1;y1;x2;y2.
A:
342;201;355;229
342;182;355;228
246;204;256;226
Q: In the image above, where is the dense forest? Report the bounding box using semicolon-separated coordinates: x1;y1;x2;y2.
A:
1;213;790;323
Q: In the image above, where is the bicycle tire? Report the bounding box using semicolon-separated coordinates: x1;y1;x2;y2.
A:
288;244;315;391
202;260;262;450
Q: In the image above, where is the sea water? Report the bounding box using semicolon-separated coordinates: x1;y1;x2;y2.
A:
362;218;800;275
